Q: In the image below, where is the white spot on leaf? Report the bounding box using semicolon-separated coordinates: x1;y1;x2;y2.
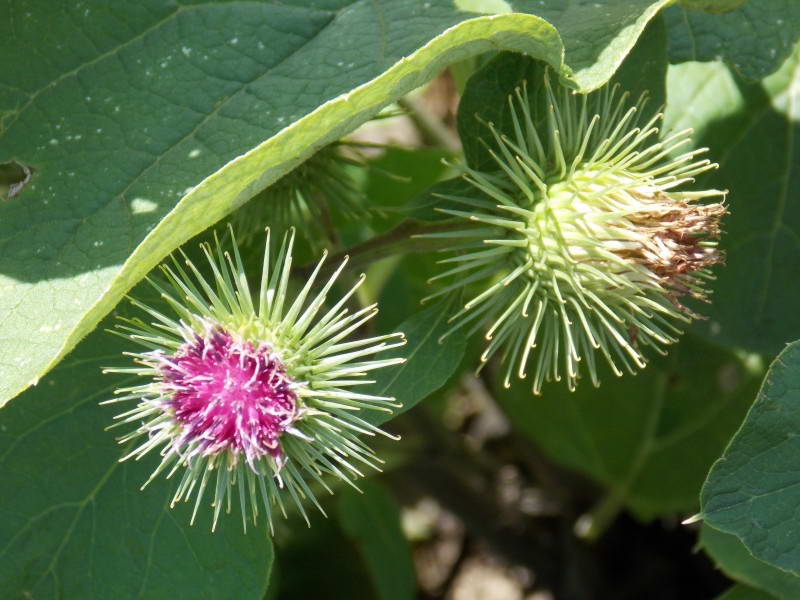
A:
131;197;158;214
454;0;511;13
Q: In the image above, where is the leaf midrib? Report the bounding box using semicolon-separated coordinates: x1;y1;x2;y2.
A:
754;57;800;323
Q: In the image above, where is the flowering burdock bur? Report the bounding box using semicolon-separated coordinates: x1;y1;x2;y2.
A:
422;72;726;394
103;228;406;532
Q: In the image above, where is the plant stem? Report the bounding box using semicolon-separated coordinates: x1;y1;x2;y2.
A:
575;488;627;542
397;96;461;152
297;219;468;277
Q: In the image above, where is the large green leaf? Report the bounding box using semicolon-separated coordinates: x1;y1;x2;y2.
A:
664;1;800;80
368;298;467;426
702;525;800;599
500;335;761;519
678;0;747;14
521;0;671;90
270;515;376;599
0;285;274;599
336;479;415;600
663;48;800;356
0;0;669;408
700;341;800;575
716;584;778;600
457;14;667;171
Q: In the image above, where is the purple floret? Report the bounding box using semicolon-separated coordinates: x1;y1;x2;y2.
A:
158;328;297;463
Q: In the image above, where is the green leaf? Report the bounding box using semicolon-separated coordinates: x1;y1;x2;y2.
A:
662;62;765;156
716;584;778;600
662;48;800;356
270;517;376;599
372;245;447;336
369;298;467;426
518;0;672;91
0;286;273;599
664;1;800;80
364;148;453;212
700;341;800;575
360;146;454;241
356;148;456;317
702;525;800;599
500;335;762;519
679;0;748;14
457;14;667;172
0;0;669;408
336;479;415;600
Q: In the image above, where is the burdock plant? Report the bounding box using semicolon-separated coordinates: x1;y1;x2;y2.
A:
423;73;726;394
103;228;405;532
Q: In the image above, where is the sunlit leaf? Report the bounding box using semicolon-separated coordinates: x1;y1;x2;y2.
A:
701;341;800;575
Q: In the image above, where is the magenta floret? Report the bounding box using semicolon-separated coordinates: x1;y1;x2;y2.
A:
158;328;297;462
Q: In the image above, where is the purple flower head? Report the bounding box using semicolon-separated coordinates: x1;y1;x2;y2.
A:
159;328;297;464
105;228;406;532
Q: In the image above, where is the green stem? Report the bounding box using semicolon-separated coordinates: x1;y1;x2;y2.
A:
575;487;627;542
296;219;469;278
397;96;461;152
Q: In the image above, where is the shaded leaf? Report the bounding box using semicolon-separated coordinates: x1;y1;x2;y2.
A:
336;479;415;600
500;335;761;518
271;517;375;600
715;584;778;600
372;244;448;337
408;176;476;223
702;525;800;599
364;148;453;212
701;341;800;575
369;298;467;426
665;1;800;80
361;146;454;239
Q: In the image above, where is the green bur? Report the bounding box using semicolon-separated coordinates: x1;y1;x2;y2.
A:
422;73;727;394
